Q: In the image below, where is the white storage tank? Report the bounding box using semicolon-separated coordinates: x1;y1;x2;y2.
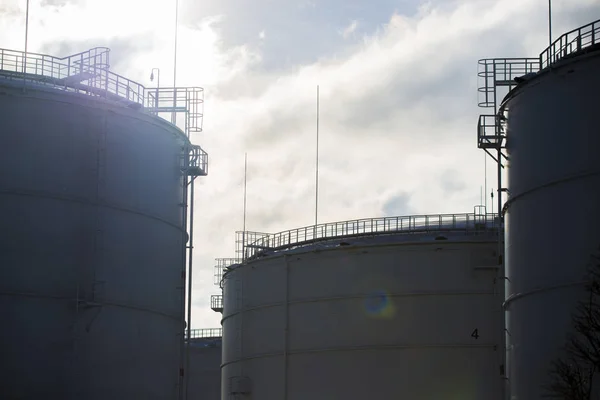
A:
187;329;222;400
221;213;505;400
503;22;600;399
0;47;206;399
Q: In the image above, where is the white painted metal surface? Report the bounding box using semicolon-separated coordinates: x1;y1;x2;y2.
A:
0;82;188;399
187;332;222;400
504;49;600;399
222;230;504;400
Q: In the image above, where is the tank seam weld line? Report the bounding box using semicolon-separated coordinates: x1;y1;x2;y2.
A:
221;290;495;321
0;291;179;320
220;343;498;367
503;280;586;309
0;188;183;232
502;170;600;216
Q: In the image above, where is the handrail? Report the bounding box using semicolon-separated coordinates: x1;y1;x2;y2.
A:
0;46;204;137
185;328;222;340
238;212;500;261
540;19;599;69
211;295;223;310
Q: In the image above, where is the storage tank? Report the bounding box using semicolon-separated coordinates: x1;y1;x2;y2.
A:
0;47;206;399
187;329;223;400
502;22;600;399
221;212;505;400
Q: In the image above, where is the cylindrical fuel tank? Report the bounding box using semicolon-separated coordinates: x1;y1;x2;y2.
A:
222;226;504;400
0;79;188;399
504;48;600;399
187;332;222;400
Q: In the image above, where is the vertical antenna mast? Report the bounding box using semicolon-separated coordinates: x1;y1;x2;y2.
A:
243;153;248;233
24;0;30;74
315;85;320;227
172;0;179;124
548;0;553;48
242;153;248;259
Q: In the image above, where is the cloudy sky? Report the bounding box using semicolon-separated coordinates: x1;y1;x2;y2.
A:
1;0;598;329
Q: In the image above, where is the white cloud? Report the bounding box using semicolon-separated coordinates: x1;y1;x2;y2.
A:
340;20;359;39
259;29;266;40
1;0;598;329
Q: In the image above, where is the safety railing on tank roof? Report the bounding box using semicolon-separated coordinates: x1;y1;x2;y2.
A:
238;212;500;261
214;258;242;286
0;47;204;137
0;47;109;80
540;18;600;69
210;295;223;311
185;328;222;340
477;58;540;108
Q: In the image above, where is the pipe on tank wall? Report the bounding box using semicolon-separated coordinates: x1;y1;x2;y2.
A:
185;177;195;399
178;170;189;400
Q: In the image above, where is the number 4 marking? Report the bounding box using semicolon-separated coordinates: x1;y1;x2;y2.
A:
471;329;479;339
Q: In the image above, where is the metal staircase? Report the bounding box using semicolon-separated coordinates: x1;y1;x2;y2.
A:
476;58;539;165
476;19;600;166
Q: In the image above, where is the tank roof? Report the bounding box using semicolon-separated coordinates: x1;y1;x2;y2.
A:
0;46;204;139
234;211;501;262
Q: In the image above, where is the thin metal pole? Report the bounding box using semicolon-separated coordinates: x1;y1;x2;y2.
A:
156;70;160;109
484;153;487;210
315;85;320;227
243;153;248;233
184;177;194;400
242;153;247;259
548;0;552;48
24;0;30;74
172;0;179;124
178;176;188;400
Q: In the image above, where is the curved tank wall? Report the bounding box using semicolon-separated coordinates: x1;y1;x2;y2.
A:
0;81;187;399
504;49;600;399
187;336;222;400
221;231;504;400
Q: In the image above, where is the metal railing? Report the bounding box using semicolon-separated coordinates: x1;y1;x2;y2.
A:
477;58;540;108
145;86;204;134
185;328;222;339
181;145;208;177
540;19;600;69
475;19;599;161
0;47;109;81
477;114;507;157
237;212;499;261
211;295;223;311
0;46;204;138
214;258;241;286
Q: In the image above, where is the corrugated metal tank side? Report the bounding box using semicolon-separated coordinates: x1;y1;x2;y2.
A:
504;50;600;399
187;339;222;400
0;84;186;399
222;235;504;400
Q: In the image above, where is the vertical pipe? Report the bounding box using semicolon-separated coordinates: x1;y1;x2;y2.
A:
497;147;506;399
315;85;319;228
24;0;30;74
178;172;188;400
184;177;195;400
484;153;487;210
548;0;553;49
172;0;179;124
242;153;248;260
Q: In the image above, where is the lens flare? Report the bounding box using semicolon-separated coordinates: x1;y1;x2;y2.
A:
364;290;394;318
